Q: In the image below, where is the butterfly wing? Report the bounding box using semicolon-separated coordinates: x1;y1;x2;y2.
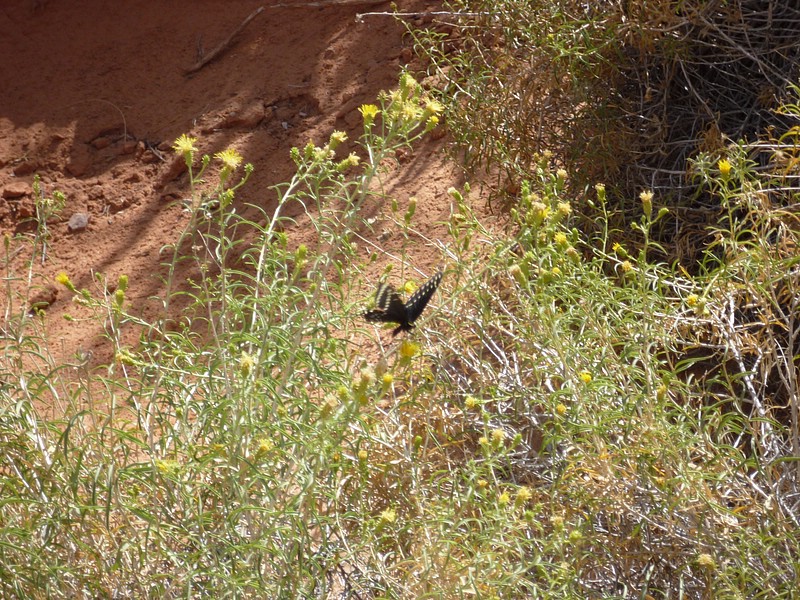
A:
403;268;443;325
374;283;394;311
364;283;407;324
364;268;443;335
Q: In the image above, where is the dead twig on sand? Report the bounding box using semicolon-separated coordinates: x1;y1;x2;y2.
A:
185;6;264;76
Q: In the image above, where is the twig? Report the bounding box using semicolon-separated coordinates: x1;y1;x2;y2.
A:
356;10;486;22
185;6;264;75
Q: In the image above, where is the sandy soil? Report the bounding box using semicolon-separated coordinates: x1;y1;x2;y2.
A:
0;0;468;371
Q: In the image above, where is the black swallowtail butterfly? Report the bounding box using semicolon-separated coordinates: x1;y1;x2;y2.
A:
364;268;443;335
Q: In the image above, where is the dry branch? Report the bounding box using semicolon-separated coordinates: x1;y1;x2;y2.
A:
185;6;265;75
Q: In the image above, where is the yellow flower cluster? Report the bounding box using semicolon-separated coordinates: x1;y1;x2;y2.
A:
172;133;197;156
718;158;732;179
214;148;243;171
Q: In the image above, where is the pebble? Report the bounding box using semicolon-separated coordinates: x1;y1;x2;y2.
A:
3;181;29;198
67;212;90;232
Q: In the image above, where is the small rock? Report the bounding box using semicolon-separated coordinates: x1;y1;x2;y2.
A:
395;147;412;164
13;160;39;176
140;152;162;164
120;140;138;155
221;102;266;129
66;145;92;177
28;285;59;313
67;212;90;232
91;136;113;149
106;197;131;213
3;182;29;199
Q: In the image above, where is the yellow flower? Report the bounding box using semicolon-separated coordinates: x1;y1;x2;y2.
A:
595;183;606;203
239;351;255;375
686;294;699;307
578;371;592;384
329;130;347;148
399;72;420;97
155;459;180;476
556;403;567;415
424;115;440;132
541;266;561;285
515;486;533;507
401;102;422;124
361;367;375;385
405;197;417;225
553;232;568;247
498;492;511;506
320;396;339;418
380;508;397;525
384;89;403;112
656;384;668;402
718;159;732;179
565;247;580;263
399;340;419;359
526;200;549;228
358;449;368;462
465;395;480;410
55;271;75;292
556;201;572;218
114;288;125;309
491;428;506;444
423;99;444;117
509;264;526;285
381;373;394;386
476;479;488;489
172;134;197;156
313;146;333;162
359;104;379;123
214;148;243;171
336;153;360;172
115;349;138;366
256;438;274;456
640;189;654;219
696;553;717;571
621;260;633;273
556;168;568;181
